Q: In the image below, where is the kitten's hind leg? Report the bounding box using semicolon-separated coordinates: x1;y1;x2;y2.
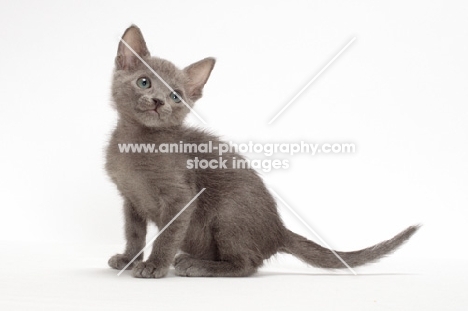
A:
174;254;258;277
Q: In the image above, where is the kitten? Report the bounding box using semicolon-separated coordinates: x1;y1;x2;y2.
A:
106;25;419;278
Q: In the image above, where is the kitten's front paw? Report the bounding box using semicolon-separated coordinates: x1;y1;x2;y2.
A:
174;254;200;277
132;261;168;278
108;254;134;270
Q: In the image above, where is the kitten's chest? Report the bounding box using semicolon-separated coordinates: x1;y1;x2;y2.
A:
107;151;183;187
106;135;189;220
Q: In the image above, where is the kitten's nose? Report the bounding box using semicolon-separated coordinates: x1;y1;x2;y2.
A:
152;98;164;108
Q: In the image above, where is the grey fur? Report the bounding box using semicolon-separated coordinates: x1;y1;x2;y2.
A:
106;25;419;278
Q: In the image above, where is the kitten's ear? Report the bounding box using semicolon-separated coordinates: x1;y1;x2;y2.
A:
116;25;150;70
184;58;216;101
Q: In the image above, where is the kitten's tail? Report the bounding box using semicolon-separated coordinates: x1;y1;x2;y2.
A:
281;225;420;269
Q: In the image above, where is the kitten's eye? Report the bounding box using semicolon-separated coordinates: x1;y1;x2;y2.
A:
136;77;151;89
170;91;182;103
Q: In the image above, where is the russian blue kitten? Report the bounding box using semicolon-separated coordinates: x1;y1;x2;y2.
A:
106;25;419;278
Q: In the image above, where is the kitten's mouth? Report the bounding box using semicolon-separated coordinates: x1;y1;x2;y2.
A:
144;107;161;119
146;108;160;118
137;98;165;120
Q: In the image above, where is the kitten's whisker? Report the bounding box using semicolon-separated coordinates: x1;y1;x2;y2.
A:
117;188;206;276
119;38;207;124
268;37;356;124
268;187;357;275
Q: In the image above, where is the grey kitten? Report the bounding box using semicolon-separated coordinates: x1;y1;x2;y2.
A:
106;25;419;278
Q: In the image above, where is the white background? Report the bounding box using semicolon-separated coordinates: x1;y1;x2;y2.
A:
0;0;467;310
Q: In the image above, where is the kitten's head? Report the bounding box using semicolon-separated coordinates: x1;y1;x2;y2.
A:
112;25;215;128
